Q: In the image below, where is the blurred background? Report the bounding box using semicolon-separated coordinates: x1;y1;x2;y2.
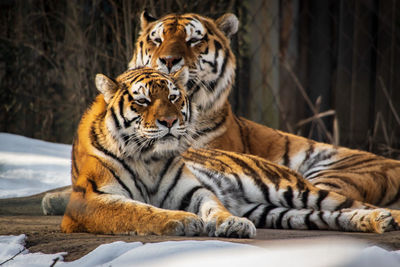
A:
1;0;399;159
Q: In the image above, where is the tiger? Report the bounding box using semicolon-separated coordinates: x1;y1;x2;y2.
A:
127;11;400;207
42;11;400;215
61;66;399;236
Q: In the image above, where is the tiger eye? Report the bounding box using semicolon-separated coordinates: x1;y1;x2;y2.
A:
169;95;178;102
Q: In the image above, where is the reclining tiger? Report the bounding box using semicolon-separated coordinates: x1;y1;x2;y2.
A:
43;11;400;216
61;66;399;236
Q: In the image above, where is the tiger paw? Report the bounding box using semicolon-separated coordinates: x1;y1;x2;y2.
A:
160;212;204;236
206;216;256;238
386;209;400;230
354;209;394;233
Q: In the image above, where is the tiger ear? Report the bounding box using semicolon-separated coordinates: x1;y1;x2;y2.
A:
216;13;239;37
172;67;189;87
141;10;157;29
95;74;118;103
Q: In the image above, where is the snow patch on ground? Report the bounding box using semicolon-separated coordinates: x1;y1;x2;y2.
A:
1;235;400;267
0;133;71;198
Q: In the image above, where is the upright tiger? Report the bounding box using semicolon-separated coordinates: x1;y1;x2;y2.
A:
61;67;399;236
42;11;400;215
128;11;400;207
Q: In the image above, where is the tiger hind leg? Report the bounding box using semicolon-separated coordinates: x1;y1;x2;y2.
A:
244;205;396;233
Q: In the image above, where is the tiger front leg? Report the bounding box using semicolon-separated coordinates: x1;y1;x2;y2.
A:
62;191;204;236
186;189;256;238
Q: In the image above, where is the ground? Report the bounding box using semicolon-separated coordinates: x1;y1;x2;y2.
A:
1;190;400;262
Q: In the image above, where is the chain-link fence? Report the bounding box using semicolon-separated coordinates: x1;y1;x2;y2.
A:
234;0;400;158
1;0;399;158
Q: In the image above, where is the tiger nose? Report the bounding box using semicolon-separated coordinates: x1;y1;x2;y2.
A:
159;56;182;71
158;116;178;128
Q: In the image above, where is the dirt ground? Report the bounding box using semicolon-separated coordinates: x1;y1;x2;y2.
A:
1;191;400;262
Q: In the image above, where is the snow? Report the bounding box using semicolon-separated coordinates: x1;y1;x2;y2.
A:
1;132;400;267
1;235;400;267
0;133;71;198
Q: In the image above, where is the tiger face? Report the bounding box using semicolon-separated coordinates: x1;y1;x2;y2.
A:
129;12;238;111
95;67;194;158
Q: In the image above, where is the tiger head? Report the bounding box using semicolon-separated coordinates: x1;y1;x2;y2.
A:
129;12;238;112
95;67;195;159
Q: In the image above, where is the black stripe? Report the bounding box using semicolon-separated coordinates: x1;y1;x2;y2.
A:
194;111;227;138
302;150;338;176
335;212;345;231
313;181;341;189
323;157;378;171
346;162;399;173
216;151;271;204
275;209;290;229
202;47;230;96
385;183;400;206
71;150;79;179
160;164;184;208
188;97;193;123
313;176;364;196
71;136;80;179
202;33;209;42
302;169;324;179
234;116;249;153
217;48;229;83
305;211;319;230
186;167;219;198
200;46;209;55
89;118;147;199
73;185;86;194
316;190;329;209
302;188;310;208
283;186;294;208
192;197;203;215
375;172;388;205
231;173;252;203
126;115;140;126
308;153;376;174
191;167;222;187
243;204;263;218
335;198;354;210
318;211;328;225
183;151;232;172
179;186;203;211
251;157;281;186
185;152;252;204
299;141;315;168
110;107;121;129
283;136;291;167
88;179;106;194
152;157;175;195
257;205;276;228
118;96;126;125
295;176;307;191
349;211;358;222
90;155;134;199
201;59;217;75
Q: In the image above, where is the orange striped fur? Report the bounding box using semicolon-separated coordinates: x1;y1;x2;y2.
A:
59;67;399;236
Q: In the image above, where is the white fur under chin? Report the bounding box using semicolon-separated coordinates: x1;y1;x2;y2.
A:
151;139;186;156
